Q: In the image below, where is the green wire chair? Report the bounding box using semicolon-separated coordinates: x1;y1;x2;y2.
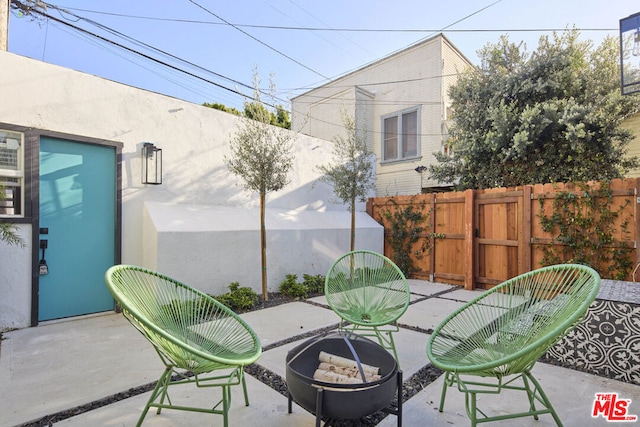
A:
427;264;600;427
105;265;262;427
325;250;410;364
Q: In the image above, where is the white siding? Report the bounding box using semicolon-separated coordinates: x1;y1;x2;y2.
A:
292;34;473;196
355;87;375;150
308;88;354;143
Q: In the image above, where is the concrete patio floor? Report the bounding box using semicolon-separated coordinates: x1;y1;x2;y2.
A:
1;280;639;427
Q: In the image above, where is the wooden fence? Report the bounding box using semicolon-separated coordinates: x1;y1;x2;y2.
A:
366;178;640;289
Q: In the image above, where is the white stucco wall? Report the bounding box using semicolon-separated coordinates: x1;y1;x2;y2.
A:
144;202;383;296
0;224;31;329
0;51;381;329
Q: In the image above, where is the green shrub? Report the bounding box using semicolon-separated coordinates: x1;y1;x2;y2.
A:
215;282;258;311
302;274;325;294
279;274;307;299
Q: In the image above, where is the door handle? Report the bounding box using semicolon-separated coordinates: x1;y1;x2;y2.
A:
39;239;49;275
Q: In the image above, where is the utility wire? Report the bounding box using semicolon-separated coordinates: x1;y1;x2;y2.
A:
186;0;330;81
24;5;272;106
14;0;297;109
11;1;453;139
13;0;476;137
17;0;597;140
53;6;258;95
13;0;463;111
51;5;617;33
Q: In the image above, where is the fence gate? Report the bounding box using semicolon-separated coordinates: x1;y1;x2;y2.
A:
367;179;638;289
474;190;527;288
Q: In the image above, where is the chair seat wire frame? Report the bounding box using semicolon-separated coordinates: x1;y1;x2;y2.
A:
427;264;600;426
325;251;410;365
105;265;262;427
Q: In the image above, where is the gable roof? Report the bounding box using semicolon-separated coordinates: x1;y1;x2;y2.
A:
292;33;473;101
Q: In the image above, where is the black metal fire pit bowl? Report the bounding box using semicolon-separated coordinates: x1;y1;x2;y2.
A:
286;331;402;427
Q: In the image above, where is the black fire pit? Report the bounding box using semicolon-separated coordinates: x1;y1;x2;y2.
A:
286;331;402;426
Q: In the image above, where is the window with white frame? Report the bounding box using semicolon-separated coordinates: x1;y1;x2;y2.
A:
382;108;419;162
0;130;24;216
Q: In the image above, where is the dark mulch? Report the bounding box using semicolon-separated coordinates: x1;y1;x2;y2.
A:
242;291;325;312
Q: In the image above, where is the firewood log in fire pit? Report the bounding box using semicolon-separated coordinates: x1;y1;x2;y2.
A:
313;351;382;383
286;331;400;423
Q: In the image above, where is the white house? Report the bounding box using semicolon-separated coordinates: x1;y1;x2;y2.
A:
0;51;382;330
291;34;472;196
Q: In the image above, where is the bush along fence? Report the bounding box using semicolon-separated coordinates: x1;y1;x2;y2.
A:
367;178;640;290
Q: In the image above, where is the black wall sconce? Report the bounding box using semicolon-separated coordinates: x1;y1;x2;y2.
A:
142;142;162;185
415;165;427;193
414;165;427;174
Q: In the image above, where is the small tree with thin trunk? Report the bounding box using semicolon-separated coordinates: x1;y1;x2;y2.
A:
318;113;376;251
224;72;294;301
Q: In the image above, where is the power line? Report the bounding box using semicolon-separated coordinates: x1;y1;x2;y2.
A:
285;0;374;58
10;0;480;136
52;6;259;95
290;0;504;101
9;1;459;143
186;0;330;81
12;0;295;109
51;5;617;33
43;12;250;99
15;0;616;142
46;17;236;105
12;1;463;111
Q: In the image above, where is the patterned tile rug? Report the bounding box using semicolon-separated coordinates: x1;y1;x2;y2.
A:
545;280;640;386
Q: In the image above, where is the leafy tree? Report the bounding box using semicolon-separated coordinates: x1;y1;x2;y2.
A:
272;105;291;130
430;29;640;190
317;113;375;251
202;102;242;116
203;99;291;129
224;72;294;301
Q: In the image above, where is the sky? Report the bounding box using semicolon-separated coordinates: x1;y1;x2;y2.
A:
7;0;639;111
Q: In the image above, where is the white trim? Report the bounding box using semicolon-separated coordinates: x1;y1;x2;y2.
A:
381;106;421;163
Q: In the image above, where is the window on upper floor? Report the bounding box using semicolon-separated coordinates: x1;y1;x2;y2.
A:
0;130;24;216
382;108;419;162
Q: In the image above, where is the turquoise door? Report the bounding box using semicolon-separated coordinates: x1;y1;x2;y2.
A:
38;137;116;321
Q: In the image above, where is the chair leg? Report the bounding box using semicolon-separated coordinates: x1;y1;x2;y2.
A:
438;371;450;413
137;367;172;427
524;371;563;426
371;328;400;368
385;331;400;367
448;372;563;427
222;385;231;427
240;368;250;406
521;371;539;420
155;369;173;414
469;391;478;427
